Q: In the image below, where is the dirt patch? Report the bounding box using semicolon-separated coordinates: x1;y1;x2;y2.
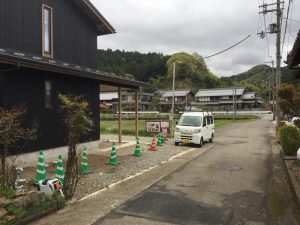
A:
19;142;194;201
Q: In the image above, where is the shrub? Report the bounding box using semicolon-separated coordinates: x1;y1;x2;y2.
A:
279;125;300;155
0;187;15;199
294;119;300;129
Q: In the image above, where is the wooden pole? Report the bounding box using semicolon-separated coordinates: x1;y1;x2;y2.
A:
135;89;139;139
118;87;122;144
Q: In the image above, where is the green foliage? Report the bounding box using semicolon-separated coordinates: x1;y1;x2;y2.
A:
294;120;300;129
0;187;15;199
279;126;300;155
278;84;300;117
97;49;169;82
6;204;28;219
0;106;37;187
59;94;94;199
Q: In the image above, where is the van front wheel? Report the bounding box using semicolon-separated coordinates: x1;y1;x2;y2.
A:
197;138;203;148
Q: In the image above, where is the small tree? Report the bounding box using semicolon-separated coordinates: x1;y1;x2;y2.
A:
278;84;300;118
58;94;94;199
0;106;37;187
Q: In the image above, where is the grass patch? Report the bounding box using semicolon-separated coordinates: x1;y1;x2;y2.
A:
100;118;258;137
0;187;15;199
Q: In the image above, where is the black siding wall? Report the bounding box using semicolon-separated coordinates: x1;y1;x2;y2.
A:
0;0;98;69
0;64;100;153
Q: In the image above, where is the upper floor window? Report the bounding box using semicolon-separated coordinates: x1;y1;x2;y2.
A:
42;5;53;58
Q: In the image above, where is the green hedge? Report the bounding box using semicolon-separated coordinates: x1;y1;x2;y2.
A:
279;125;300;155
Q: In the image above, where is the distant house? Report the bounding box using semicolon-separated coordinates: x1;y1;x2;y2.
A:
99;92;118;111
287;30;300;80
159;90;194;112
192;88;261;111
100;91;154;112
0;0;143;153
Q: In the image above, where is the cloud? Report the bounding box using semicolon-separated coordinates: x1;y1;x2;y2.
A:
92;0;300;77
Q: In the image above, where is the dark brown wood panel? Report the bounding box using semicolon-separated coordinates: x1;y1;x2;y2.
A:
0;64;100;153
0;0;98;69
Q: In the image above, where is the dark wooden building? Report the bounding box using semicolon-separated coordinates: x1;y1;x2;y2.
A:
287;30;300;80
0;0;143;153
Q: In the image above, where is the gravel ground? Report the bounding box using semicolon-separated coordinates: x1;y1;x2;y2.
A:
20;139;197;203
73;141;195;201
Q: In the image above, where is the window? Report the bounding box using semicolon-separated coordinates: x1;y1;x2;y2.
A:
45;80;53;108
42;5;53;58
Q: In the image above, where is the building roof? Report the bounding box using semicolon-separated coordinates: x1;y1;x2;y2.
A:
72;0;115;35
99;92;118;101
195;88;245;97
241;92;256;100
0;48;146;89
287;30;300;68
162;90;192;97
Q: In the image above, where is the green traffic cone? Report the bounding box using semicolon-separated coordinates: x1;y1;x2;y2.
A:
55;155;64;185
81;147;92;175
108;142;119;165
134;137;142;157
156;134;162;147
33;151;47;185
160;133;166;144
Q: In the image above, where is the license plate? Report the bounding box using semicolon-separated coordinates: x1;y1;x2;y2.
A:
182;139;190;144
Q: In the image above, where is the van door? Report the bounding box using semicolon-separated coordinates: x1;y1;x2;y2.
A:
202;116;209;141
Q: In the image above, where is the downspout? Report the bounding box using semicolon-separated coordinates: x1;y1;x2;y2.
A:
0;63;21;108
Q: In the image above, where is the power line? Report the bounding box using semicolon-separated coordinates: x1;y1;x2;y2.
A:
203;34;252;59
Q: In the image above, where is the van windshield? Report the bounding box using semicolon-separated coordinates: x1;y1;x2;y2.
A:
178;116;202;127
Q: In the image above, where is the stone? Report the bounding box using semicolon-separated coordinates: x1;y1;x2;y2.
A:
0;207;7;217
29;191;46;203
11;196;30;209
0;197;10;207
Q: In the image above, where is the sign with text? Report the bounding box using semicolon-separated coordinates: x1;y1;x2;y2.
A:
146;121;170;133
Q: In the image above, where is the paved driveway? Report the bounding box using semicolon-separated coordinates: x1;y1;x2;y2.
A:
96;116;274;225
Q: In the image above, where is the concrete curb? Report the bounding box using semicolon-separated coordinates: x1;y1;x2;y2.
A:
30;144;214;225
279;146;300;206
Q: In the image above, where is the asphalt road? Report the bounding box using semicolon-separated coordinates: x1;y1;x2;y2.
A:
96;116;275;225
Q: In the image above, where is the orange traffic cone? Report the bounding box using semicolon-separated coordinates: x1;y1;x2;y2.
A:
164;132;168;142
148;135;158;151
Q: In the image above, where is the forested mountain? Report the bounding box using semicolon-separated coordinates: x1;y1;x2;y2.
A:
97;49;298;100
97;49;227;92
97;49;169;82
222;65;299;99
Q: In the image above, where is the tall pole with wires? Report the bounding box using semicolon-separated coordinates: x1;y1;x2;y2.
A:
275;0;282;125
259;0;283;125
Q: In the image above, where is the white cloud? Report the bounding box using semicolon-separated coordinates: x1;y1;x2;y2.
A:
92;0;300;77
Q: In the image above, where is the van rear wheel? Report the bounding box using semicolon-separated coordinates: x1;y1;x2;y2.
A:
209;133;214;143
175;142;179;146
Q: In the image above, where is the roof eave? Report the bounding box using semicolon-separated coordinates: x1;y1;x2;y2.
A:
74;0;116;35
0;51;146;89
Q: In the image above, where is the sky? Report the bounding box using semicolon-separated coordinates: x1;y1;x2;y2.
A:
91;0;300;77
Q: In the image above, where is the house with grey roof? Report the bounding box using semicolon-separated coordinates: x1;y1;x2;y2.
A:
100;91;154;112
192;88;260;111
159;90;194;112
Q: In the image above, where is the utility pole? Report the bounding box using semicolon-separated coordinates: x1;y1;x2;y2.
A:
170;62;176;136
234;77;237;119
275;0;282;125
265;60;276;120
259;0;283;125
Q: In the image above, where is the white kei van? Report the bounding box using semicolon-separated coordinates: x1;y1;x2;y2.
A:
174;112;214;147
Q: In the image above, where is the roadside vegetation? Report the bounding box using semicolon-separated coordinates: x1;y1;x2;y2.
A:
100;114;258;137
